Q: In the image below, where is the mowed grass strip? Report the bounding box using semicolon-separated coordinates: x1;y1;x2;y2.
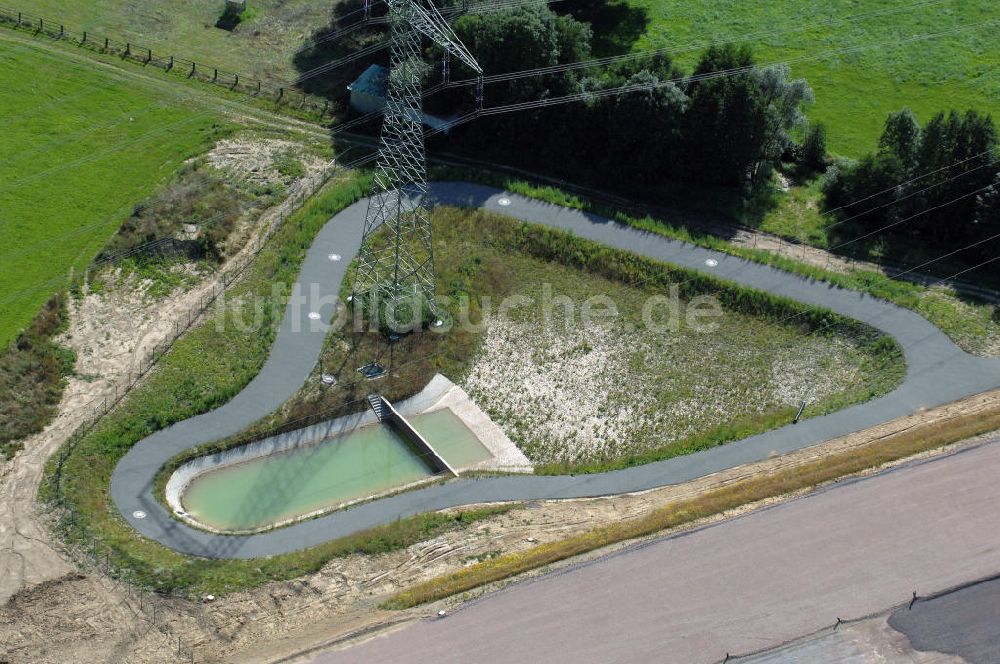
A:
615;0;1000;156
0;38;227;349
384;402;1000;610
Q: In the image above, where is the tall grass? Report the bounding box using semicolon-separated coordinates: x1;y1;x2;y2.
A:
431;167;996;355
0;293;76;458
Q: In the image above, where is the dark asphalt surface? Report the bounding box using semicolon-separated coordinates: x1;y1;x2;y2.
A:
312;438;1000;664
110;182;1000;558
889;575;1000;663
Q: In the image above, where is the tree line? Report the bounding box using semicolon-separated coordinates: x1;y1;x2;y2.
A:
823;108;999;262
421;0;815;197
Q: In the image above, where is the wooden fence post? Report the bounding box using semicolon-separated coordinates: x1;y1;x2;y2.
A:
232;73;239;89
189;61;196;78
278;87;284;102
167;56;174;71
124;42;131;57
82;31;87;44
146;48;152;63
213;68;218;82
104;37;109;50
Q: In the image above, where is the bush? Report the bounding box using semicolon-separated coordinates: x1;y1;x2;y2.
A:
0;294;76;458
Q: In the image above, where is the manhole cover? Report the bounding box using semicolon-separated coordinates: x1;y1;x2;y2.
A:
308;312;321;320
705;258;719;267
497;197;512;207
132;510;147;519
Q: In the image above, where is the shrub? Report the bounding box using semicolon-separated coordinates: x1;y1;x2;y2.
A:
0;294;75;458
802;123;828;171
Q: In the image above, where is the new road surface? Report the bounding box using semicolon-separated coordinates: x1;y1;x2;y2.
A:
110;183;1000;558
313;436;1000;664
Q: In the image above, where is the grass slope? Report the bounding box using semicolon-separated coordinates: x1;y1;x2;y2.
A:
0;39;227;349
44;174;379;595
447;170;1000;357
14;0;332;86
616;0;1000;156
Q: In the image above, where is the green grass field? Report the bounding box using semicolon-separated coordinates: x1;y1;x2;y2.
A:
614;0;1000;156
0;38;227;349
19;1;1000;158
14;0;332;85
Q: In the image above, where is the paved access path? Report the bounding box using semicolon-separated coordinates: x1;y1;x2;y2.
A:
110;182;1000;558
312;437;1000;664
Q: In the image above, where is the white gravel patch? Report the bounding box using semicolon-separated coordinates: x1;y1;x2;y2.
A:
464;314;872;466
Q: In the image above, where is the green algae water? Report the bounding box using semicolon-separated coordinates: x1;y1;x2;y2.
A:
182;408;492;531
408;409;492;468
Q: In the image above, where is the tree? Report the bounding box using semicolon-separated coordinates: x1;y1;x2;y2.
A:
683;46;813;189
974;172;1000;256
605;71;688;184
823;107;1000;253
822;152;904;233
750;64;814;179
801;123;828;171
878;108;921;165
453;1;590;102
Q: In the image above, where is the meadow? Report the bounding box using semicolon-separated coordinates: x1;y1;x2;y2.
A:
14;0;333;86
0;37;226;349
615;0;1000;157
18;0;1000;159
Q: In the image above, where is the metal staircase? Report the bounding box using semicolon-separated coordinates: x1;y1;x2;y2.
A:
367;394;386;422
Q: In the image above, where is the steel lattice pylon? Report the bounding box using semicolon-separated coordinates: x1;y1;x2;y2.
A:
352;0;480;326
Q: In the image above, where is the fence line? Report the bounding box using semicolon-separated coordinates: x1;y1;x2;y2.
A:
721;584;962;663
0;4;337;122
43;170;333;663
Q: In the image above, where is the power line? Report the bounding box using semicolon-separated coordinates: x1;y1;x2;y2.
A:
447;0;952;87
295;0;569;56
821;147;1000;220
826;182;997;254
472;20;999;116
821;155;1000;234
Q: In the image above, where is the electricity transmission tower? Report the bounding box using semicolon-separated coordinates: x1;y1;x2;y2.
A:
352;0;481;327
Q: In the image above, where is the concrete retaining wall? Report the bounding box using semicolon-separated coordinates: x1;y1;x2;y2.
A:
381;397;458;477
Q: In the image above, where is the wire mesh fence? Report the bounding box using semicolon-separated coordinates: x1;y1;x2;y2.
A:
0;4;336;122
721;585;952;663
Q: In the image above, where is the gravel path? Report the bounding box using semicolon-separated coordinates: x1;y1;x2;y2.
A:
110;182;1000;559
